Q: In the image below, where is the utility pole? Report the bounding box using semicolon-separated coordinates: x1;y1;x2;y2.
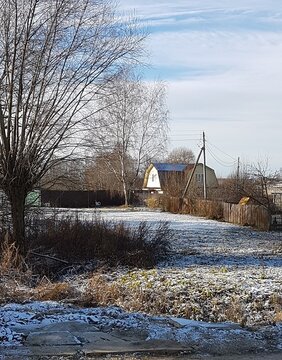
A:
182;147;203;198
182;131;208;199
236;157;240;193
203;131;207;199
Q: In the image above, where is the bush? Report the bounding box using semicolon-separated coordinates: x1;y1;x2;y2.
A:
27;216;172;271
146;196;160;208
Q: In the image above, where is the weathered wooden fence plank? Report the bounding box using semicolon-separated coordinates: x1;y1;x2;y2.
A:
222;203;270;231
159;196;271;230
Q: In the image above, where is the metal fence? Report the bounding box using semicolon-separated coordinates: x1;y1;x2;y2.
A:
41;190;124;208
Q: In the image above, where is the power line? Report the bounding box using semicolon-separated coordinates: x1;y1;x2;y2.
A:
171;138;203;142
206;140;237;161
206;145;237;167
170;131;237;168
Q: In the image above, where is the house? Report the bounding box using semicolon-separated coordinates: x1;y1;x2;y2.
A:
268;183;282;210
143;162;218;196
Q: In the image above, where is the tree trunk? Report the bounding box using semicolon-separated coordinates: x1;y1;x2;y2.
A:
123;181;128;206
9;191;27;256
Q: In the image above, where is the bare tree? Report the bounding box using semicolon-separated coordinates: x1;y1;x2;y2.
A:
216;160;279;210
0;0;144;254
42;158;87;191
246;160;279;210
85;149;135;194
89;72;168;205
166;147;195;164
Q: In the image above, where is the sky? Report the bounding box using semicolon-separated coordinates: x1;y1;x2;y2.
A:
118;0;282;177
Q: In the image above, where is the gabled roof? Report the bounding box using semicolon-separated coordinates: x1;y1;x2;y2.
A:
153;163;187;172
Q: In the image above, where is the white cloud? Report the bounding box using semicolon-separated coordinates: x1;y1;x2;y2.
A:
119;0;282;23
147;30;282;70
166;68;282;175
118;0;282;175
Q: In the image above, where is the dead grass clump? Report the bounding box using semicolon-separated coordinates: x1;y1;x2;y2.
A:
34;281;78;301
0;234;33;303
0;233;33;293
274;311;282;323
82;274;121;307
0;281;32;303
146;196;160;209
0;233;25;274
81;272;170;312
271;293;282;323
224;296;247;326
129;289;171;314
161;196;224;220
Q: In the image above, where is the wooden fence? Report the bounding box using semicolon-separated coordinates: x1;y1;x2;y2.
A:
158;196;271;231
222;202;270;231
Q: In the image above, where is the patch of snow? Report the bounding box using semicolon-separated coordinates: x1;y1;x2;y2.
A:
1;300;281;352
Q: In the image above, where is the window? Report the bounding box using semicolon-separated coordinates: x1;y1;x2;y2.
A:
196;173;203;183
151;173;157;182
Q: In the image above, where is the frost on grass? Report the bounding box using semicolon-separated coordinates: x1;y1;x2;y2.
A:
112;266;281;326
82;209;282;327
0;208;282;347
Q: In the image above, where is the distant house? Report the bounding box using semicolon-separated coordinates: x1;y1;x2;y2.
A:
143;162;218;195
268;182;282;210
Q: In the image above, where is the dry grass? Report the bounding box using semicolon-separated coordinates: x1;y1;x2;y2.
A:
0;233;33;304
0;217;172;306
82;273;121;307
224;296;247;326
0;281;31;303
271;294;282;323
146;196;160;209
79;272;171;313
161;196;224;220
0;213;280;328
0;263;281;327
0;233;26;274
0;236;33;303
34;281;78;301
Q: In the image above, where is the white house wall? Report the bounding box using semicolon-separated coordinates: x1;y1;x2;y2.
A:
147;166;161;189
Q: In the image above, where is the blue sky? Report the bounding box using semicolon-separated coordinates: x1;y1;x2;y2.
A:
119;0;282;176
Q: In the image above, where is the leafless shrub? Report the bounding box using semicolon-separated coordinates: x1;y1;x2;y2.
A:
27;217;171;272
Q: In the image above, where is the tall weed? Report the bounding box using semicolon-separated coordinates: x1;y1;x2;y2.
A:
28;216;172;269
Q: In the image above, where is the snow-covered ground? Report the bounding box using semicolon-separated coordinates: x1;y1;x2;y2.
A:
1;208;282;351
0;301;282;354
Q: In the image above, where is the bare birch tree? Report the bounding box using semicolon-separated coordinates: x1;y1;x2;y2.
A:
89;72;168;205
0;0;144;254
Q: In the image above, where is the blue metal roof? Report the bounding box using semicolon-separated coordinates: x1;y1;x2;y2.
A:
153;163;187;172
